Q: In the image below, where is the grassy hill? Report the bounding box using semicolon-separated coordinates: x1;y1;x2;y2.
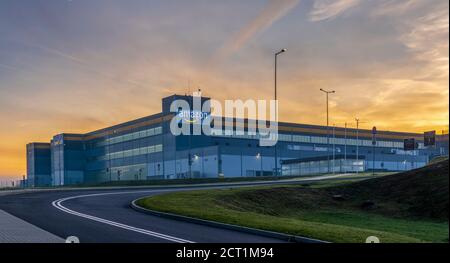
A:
329;158;449;220
137;159;449;242
223;158;449;221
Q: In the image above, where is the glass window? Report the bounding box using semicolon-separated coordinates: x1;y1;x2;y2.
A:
132;149;140;156
123;150;132;158
131;132;138;140
155;144;163;152
124;134;132;141
114;136;122;144
140;147;147;155
147;146;155;153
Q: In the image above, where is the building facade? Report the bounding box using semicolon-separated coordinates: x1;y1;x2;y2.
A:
26;95;449;186
26;143;51;187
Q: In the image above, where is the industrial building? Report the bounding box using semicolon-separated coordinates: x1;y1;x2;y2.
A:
26;95;449;187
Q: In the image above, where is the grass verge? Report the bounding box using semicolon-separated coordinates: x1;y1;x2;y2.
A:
136;161;449;243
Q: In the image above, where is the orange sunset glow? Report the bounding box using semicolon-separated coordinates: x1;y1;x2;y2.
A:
0;0;448;180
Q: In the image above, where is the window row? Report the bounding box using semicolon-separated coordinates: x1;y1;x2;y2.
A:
95;126;162;147
211;129;409;149
97;144;163;161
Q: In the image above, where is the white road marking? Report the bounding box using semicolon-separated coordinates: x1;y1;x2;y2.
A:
50;174;357;243
51;190;195;243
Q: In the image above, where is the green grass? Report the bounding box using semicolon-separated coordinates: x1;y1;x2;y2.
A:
136;160;449;243
137;188;448;243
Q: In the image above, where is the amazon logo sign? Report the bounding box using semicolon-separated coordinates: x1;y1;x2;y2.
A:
169;91;279;147
177;109;210;124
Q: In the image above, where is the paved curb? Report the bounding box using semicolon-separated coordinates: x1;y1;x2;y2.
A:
131;198;328;243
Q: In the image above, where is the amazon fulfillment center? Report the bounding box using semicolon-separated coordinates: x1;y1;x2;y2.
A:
26;94;449;187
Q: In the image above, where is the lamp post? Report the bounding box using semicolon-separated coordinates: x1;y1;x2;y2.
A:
320;88;335;174
332;124;336;174
256;153;262;176
274;48;286;177
344;122;348;161
355;118;360;174
372;126;377;176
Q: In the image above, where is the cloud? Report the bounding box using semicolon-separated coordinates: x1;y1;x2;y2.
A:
309;0;360;21
371;0;421;17
361;79;449;131
212;0;299;63
0;63;19;71
398;4;449;81
370;0;449;82
33;44;86;64
31;44;151;89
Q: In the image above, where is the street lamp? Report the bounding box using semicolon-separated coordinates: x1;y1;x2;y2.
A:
344;122;348;162
319;88;335;174
274;48;286;177
332;123;336;174
256;152;262;176
355;118;360;173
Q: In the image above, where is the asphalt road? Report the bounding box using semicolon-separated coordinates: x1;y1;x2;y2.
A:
0;175;356;243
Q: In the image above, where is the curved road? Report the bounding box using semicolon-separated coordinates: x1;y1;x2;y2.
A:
0;175;355;243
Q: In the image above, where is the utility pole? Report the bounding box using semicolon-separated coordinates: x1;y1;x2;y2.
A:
340;122;349;173
107;131;112;182
344;122;348;161
188;96;192;179
372;126;377;176
274;48;286;177
332;124;336;174
320;89;335;174
355;118;360;174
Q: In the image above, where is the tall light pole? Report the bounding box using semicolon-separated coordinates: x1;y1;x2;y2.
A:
320;88;335;174
344;122;348;162
344;122;351;173
274;48;286;177
355;118;360;174
372;126;377;176
332;123;336;174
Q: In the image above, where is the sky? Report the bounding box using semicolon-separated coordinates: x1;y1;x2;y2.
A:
0;0;448;179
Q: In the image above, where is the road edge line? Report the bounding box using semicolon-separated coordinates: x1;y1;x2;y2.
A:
51;193;195;243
